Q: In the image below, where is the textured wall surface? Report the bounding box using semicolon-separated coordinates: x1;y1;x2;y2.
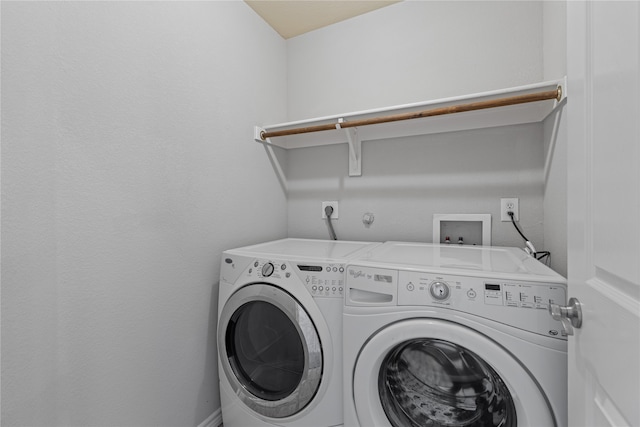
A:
285;1;551;252
287;1;543;120
287;124;545;247
1;2;287;426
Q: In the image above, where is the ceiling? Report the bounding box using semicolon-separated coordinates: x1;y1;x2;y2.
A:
245;0;402;39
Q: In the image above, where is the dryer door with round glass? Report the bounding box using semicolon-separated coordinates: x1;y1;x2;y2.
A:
218;284;322;419
352;319;556;427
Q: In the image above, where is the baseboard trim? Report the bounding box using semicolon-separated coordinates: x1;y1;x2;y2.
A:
198;408;223;427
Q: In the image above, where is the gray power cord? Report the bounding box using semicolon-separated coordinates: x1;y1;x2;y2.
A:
324;206;337;241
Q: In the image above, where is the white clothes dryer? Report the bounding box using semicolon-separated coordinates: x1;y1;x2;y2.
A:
343;242;568;427
218;238;380;427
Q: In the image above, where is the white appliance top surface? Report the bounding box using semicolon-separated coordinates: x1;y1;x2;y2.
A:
354;241;566;282
227;238;381;262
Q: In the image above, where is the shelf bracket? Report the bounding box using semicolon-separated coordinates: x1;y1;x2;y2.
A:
254;126;269;144
339;118;361;177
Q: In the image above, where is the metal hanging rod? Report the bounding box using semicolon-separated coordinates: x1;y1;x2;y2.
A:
259;86;562;141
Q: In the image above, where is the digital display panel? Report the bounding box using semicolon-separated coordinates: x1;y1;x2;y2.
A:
375;274;393;283
485;283;501;291
297;265;323;272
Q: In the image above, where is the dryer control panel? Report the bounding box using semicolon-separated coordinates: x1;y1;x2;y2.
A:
295;263;345;298
244;259;345;298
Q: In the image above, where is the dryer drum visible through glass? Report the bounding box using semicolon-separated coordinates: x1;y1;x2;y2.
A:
218;283;323;418
378;338;516;427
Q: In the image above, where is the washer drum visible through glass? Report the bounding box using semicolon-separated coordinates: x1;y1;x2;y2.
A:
378;338;516;427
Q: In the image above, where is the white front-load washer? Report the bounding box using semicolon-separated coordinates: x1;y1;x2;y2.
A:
343;242;568;427
218;238;380;427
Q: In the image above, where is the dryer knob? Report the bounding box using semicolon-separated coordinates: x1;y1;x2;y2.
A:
262;262;275;277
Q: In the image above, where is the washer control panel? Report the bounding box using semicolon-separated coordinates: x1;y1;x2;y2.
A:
397;271;565;307
245;259;345;298
345;265;567;339
396;269;567;338
429;281;451;301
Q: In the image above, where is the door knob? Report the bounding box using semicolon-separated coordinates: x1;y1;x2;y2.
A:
549;297;583;336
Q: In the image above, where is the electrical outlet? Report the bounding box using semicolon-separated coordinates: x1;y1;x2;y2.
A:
321;201;339;219
500;198;519;222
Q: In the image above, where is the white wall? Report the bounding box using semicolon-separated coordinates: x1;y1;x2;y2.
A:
287;124;545;245
542;1;568;276
285;1;548;249
287;1;543;120
1;2;287;426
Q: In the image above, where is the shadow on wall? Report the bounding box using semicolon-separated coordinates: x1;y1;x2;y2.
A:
285;124;544;199
283;124;545;247
196;281;221;425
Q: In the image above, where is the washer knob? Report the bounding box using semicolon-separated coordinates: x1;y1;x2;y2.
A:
430;281;450;300
261;262;275;277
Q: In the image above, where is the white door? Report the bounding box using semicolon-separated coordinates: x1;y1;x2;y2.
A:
566;1;640;426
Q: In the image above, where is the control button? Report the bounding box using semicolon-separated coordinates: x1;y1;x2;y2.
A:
407;282;415;291
467;289;477;298
332;287;337;291
312;286;317;291
326;267;330;272
332;267;338;272
339;267;344;273
339;287;343;292
281;264;287;271
285;272;291;278
248;268;252;274
319;286;324;291
261;262;275;277
254;261;259;267
429;281;450;301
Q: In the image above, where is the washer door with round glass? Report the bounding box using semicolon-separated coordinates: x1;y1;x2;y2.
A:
353;319;556;427
218;284;322;419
